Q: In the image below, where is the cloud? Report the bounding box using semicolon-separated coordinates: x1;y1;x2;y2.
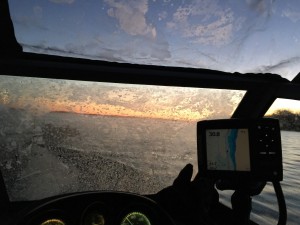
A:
104;0;156;38
49;0;75;4
168;0;236;45
184;10;234;45
282;8;300;23
19;0;170;63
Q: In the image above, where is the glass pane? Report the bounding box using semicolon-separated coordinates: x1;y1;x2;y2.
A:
8;1;300;80
266;98;300;118
0;75;245;201
250;131;300;225
253;99;300;225
266;98;300;131
218;98;300;225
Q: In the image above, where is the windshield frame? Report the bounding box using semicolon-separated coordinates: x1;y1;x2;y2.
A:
1;0;300;205
0;51;294;119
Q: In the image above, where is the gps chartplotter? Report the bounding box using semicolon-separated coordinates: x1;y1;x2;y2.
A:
197;118;283;181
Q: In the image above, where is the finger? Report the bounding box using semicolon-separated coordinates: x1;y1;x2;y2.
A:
173;163;193;186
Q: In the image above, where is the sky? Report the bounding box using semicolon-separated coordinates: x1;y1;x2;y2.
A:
8;0;300;80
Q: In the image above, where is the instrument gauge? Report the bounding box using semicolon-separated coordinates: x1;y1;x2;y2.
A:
120;212;151;225
40;218;66;225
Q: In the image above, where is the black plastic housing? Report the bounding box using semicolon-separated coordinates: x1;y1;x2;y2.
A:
197;118;283;181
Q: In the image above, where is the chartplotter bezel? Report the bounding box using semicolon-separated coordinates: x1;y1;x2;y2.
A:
197;118;283;181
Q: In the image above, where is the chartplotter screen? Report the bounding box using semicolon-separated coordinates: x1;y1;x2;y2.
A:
205;129;251;171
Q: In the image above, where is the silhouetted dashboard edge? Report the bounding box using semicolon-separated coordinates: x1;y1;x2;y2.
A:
10;191;176;225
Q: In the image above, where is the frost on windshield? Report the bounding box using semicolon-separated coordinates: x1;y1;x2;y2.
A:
0;75;245;201
9;0;300;80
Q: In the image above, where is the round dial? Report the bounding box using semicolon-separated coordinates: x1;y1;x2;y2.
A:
120;212;151;225
40;219;65;225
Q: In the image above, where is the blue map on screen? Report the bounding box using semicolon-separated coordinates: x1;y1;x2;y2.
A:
206;129;251;171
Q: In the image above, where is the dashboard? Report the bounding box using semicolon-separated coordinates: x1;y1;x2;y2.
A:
12;192;175;225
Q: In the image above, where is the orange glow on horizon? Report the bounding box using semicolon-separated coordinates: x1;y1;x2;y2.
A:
6;95;300;121
9;97;205;121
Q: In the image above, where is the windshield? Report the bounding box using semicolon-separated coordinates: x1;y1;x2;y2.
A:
0;75;245;201
266;98;300;117
215;99;300;225
254;99;300;225
8;0;300;80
